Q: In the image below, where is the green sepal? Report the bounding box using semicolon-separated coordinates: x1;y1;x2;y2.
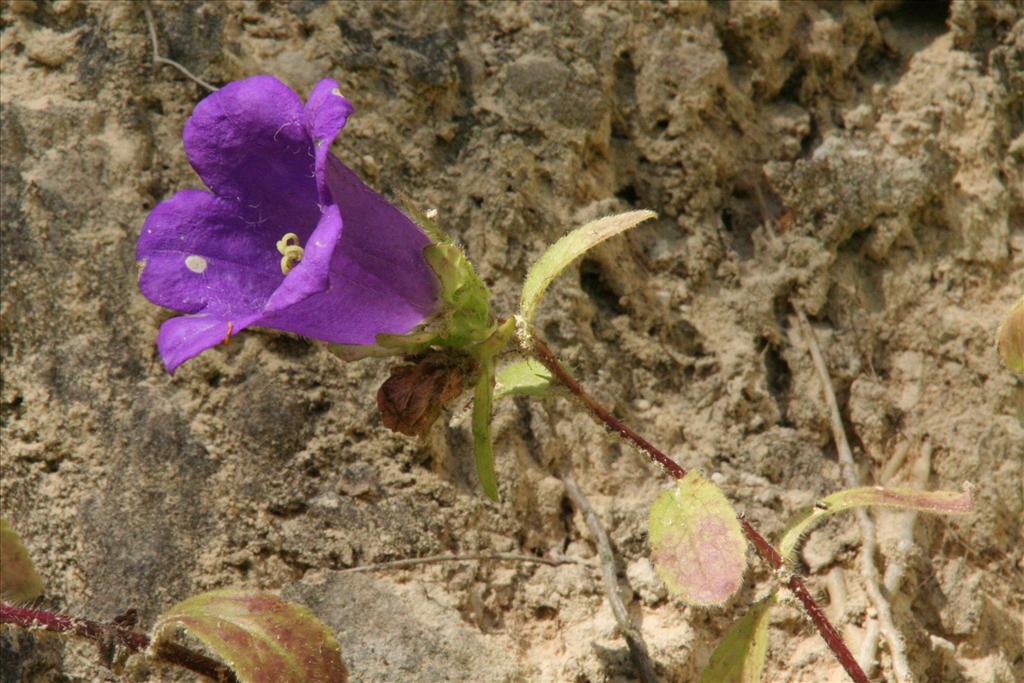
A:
424;243;493;348
396;191;451;244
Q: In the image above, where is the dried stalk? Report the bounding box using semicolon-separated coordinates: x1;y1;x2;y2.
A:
562;474;659;683
795;305;913;683
143;2;218;92
340;553;593;573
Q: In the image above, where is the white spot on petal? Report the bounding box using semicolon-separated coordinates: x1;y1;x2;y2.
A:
331;88;343;97
185;255;208;274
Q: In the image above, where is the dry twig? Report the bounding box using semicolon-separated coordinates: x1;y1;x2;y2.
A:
562;475;660;683
340;552;593;573
795;305;914;683
143;2;218;92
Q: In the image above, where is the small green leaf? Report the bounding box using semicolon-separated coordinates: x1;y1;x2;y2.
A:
152;589;347;683
519;210;657;329
648;471;748;606
472;355;499;501
0;519;43;603
997;296;1024;373
779;486;974;564
699;593;777;683
494;359;554;400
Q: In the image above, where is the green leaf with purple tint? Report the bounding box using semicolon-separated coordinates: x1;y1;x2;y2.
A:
648;471;748;606
519;210;657;330
0;519;44;603
997;296;1024;373
151;589;347;683
779;485;974;564
699;593;777;683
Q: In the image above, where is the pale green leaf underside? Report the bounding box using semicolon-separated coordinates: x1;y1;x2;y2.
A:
699;593;777;683
0;519;44;603
648;471;747;606
152;589;347;683
997;295;1024;373
779;486;974;564
494;359;554;401
519;210;657;328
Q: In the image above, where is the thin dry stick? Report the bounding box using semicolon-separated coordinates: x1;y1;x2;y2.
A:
0;602;236;682
795;306;913;683
562;475;660;683
340;552;593;573
528;336;870;683
143;1;218;92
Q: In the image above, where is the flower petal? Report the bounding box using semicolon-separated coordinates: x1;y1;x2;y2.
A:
157;314;258;374
183;75;320;234
257;203;435;345
137;190;283;318
262;204;342;316
325;156;439;316
303;79;354;205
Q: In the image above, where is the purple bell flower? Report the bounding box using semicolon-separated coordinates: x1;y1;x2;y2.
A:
137;75;440;373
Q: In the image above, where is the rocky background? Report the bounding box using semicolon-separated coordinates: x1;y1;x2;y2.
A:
1;1;1021;682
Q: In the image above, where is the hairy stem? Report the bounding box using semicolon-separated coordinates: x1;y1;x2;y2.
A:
0;602;236;682
528;336;870;683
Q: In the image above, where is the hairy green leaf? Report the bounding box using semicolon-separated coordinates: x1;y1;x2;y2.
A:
494;359;554;401
152;589;347;683
519;210;656;329
700;593;777;683
997;295;1024;373
779;486;974;564
648;471;747;606
0;519;44;603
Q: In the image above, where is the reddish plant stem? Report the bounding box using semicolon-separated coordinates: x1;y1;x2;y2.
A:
529;337;870;683
0;602;236;682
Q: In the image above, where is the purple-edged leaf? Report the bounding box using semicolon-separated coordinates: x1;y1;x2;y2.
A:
699;593;777;683
648;472;748;606
152;589;347;683
997;296;1024;373
0;519;43;603
779;485;974;564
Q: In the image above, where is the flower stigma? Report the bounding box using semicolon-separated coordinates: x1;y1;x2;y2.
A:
276;232;304;274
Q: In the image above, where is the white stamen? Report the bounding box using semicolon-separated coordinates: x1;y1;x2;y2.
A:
185;255;208;274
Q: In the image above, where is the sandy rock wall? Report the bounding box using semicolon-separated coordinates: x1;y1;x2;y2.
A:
1;1;1021;682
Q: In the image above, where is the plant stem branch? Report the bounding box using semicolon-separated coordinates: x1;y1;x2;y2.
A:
795;306;912;683
0;602;236;682
527;335;869;683
562;475;660;683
